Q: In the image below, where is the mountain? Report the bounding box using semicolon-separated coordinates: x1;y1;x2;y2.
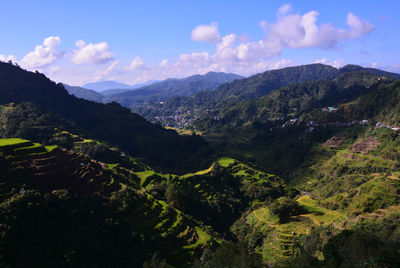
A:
105;71;243;109
84;80;134;92
100;80;158;96
143;64;400;128
0;61;213;174
202;64;400;105
195;70;384;130
1;60;400;267
63;83;105;103
0;136;218;267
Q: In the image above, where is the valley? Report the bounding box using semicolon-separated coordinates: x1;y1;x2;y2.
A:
1;61;400;267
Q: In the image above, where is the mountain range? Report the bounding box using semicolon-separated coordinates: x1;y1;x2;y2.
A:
83;80;135;91
105;71;243;109
63;72;243;109
139;64;400;128
1;61;400;267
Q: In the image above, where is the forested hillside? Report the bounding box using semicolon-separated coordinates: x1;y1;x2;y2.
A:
139;64;400;128
0;62;213;174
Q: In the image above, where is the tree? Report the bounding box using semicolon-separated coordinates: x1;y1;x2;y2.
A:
269;197;305;223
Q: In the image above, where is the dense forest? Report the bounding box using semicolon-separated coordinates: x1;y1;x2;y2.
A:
1;61;400;267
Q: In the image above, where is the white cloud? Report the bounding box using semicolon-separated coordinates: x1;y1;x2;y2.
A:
191;22;221;43
36;5;376;86
370;62;378;68
160;59;168;66
149;6;373;79
277;4;292;16
314;58;345;68
346;13;375;38
127;56;146;70
265;8;374;50
104;60;119;75
0;54;17;63
71;40;113;64
20;36;62;69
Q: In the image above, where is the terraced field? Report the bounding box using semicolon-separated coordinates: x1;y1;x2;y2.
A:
0;138;120;196
246;195;347;263
0;138;215;266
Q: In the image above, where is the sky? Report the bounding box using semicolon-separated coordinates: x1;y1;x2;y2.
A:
0;0;399;86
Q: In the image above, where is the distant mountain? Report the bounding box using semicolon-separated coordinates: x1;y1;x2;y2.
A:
84;80;134;92
63;83;104;103
142;64;400;128
100;80;158;96
105;71;243;109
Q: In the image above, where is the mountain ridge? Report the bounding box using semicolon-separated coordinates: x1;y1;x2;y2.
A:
0;61;213;174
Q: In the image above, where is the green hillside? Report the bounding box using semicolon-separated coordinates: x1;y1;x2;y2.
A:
1;62;400;267
0;61;213;174
0;137;216;267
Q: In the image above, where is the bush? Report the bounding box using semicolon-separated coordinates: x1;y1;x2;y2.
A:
269;197;305;223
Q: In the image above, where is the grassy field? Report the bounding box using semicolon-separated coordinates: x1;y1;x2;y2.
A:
0;138;30;147
245;195;348;262
218;156;235;167
297;195;346;226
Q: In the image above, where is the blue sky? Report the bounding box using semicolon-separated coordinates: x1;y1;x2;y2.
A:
0;0;399;85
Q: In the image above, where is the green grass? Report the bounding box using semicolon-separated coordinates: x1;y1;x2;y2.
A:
169;209;181;230
45;145;58;152
218;157;235;167
183;227;211;249
246;195;348;262
135;170;156;185
107;163;119;169
0;138;30;147
13;143;46;155
296;196;346;226
180;166;213;179
251;207;280;226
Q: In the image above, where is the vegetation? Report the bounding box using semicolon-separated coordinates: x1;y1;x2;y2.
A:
1;61;400;267
107;72;242;111
0;61;214;174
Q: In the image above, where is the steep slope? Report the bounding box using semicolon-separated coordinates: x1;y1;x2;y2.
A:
63;83;105;103
133;156;286;233
228;124;400;266
192;64;400;105
195;70;383;130
0;138;217;267
0;62;213;174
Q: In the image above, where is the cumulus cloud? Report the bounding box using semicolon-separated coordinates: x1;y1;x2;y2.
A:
127;56;146;70
159;59;168;66
191;22;221;43
0;54;17;63
20;36;62;69
314;58;345;68
71;40;113;64
266;9;374;50
370;62;378;68
162;5;374;77
103;60;119;75
277;4;292;16
37;5;376;85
